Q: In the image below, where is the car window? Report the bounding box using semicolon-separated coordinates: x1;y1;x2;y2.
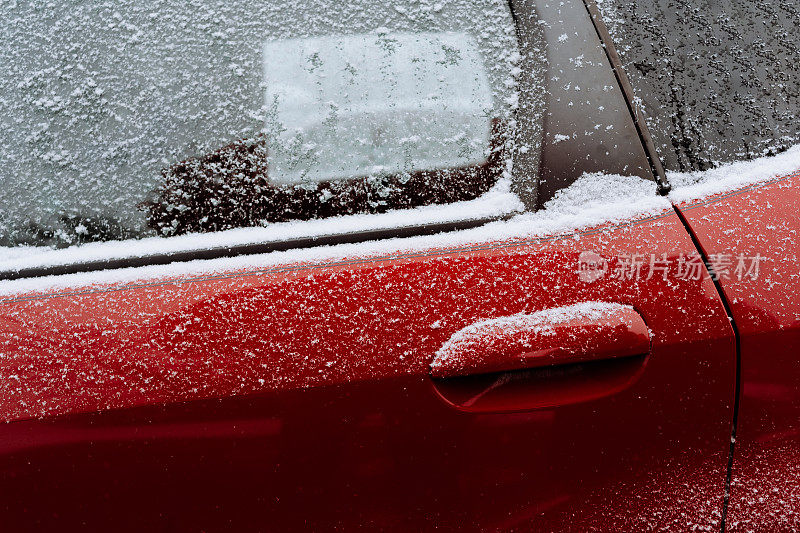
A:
598;0;800;173
1;0;654;271
0;0;528;248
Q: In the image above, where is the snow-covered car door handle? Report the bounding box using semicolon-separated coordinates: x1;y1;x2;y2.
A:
430;302;651;412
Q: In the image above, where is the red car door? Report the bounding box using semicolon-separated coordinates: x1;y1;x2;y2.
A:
673;165;800;531
0;192;737;532
0;0;737;531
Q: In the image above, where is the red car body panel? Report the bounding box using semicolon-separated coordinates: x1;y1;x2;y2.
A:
0;207;735;530
675;169;800;531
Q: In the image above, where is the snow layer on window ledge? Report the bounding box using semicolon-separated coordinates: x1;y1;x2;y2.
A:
0;178;522;269
0;174;670;297
668;144;800;204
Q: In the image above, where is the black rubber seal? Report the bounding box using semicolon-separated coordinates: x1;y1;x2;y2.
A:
581;0;672;195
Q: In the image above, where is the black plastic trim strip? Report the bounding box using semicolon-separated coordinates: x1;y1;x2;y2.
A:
581;0;672;195
0;215;508;281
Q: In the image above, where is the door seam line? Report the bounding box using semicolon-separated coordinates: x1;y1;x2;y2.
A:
672;204;742;533
580;1;740;524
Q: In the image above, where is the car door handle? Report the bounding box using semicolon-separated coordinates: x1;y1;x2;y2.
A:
430;302;651;412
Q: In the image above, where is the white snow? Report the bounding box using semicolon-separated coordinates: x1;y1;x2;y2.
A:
0;173;669;297
432;301;630;375
13;139;799;300
1;0;521;244
0;178;521;270
668;143;800;204
263;31;493;184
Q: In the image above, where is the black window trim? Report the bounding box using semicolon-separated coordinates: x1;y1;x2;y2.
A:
581;0;671;195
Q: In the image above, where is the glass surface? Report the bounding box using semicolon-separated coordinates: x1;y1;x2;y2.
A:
0;0;525;248
600;0;800;173
263;31;493;184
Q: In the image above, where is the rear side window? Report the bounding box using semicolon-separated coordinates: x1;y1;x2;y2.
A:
599;0;800;172
0;0;525;247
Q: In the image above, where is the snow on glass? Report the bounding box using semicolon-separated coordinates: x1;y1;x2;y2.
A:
0;0;520;248
597;0;800;172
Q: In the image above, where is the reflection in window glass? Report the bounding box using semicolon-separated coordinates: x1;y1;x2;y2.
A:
0;0;523;248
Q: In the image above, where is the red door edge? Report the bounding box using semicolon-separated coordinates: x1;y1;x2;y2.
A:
672;202;742;532
672;167;800;531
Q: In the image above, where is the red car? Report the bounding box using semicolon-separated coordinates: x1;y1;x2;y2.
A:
0;0;798;531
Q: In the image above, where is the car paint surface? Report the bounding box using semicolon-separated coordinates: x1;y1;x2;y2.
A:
0;206;736;531
2;0;796;528
675;169;800;531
